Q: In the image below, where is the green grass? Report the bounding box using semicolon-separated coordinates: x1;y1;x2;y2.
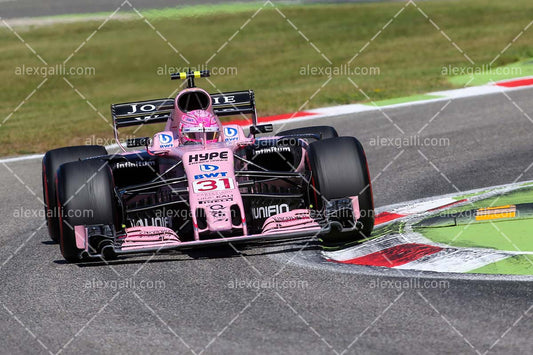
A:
141;2;273;19
448;58;533;87
468;255;533;275
364;94;443;106
417;219;533;252
1;0;533;155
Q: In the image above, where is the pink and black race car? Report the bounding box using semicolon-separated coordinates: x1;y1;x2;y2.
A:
42;70;374;262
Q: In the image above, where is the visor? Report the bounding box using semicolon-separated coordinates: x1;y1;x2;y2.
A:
182;126;220;142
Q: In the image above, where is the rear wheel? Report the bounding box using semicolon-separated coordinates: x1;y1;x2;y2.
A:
56;159;117;262
308;137;374;241
278;125;338;140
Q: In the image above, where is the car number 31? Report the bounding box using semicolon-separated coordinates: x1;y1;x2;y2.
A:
192;178;235;193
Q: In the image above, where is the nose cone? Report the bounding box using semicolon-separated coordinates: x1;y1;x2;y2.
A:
205;206;234;232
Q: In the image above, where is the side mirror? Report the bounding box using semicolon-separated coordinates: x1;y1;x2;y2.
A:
249;124;273;135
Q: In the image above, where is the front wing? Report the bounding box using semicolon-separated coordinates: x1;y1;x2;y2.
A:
74;197;360;259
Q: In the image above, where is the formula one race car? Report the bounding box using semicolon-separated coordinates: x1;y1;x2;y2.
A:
42;70;374;262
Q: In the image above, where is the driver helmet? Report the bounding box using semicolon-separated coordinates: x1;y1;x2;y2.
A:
178;110;221;145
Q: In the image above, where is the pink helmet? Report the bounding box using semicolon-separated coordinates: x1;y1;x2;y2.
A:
178;110;221;145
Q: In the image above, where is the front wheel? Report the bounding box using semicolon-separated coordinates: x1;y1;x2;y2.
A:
42;145;107;242
307;137;374;241
56;159;118;262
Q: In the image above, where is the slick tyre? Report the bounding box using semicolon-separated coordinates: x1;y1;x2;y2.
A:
56;159;117;262
42;145;107;242
308;137;374;241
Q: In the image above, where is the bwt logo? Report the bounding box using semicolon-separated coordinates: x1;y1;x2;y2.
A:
200;164;219;172
224;127;238;137
188;151;228;163
159;134;173;148
159;134;173;144
194;172;228;179
224;127;239;143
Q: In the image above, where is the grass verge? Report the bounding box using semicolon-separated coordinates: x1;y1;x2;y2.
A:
417;219;533;252
468;255;533;275
1;0;533;155
447;58;533;87
363;94;443;107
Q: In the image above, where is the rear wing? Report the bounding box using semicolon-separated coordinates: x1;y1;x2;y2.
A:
211;90;257;123
111;90;257;129
111;98;174;128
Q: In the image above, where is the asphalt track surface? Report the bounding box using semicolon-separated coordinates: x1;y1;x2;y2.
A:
1;87;532;354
